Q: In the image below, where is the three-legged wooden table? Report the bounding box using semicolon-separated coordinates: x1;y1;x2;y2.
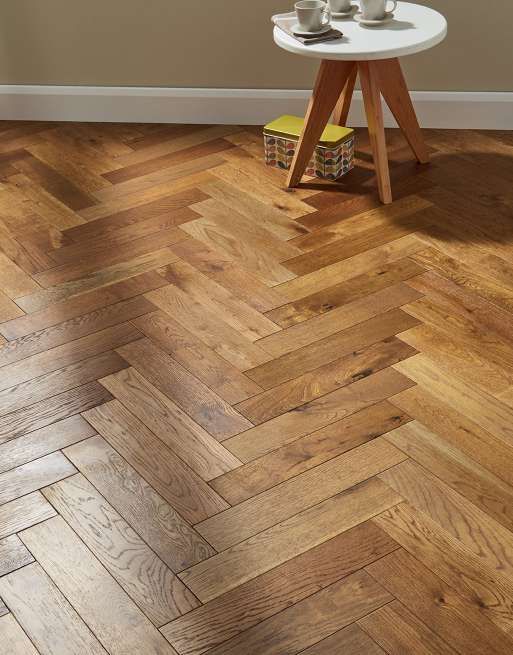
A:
273;2;447;204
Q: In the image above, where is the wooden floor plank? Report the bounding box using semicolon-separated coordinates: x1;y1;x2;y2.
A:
275;233;425;302
178;477;401;602
0;562;108;655
0;535;34;577
235;337;416;424
392;385;513;487
196;437;406;550
100;367;242;481
358;600;459;655
0;613;40;655
0;271;165;340
19;516;179;655
255;283;421;363
265;257;424;327
0;493;56;540
162;521;397;655
83;400;229;523
132;311;261;404
394;353;513;449
385;420;513;533
211;400;410;504
374;502;513;637
200;177;310;241
0;381;112;444
0;323;140;390
224;366;414;462
366;549;513;655
379;460;513;583
116;338;253;440
15;248;176;313
0;350;127;417
170;237;287;312
158;259;280;341
0;451;76;505
146;283;273;371
302;623;386;655
64;435;214;572
43;474;199;626
204;571;392;655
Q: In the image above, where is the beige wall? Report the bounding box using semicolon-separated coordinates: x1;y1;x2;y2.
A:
0;1;510;91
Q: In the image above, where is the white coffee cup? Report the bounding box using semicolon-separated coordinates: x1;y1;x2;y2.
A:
360;0;397;20
328;0;352;13
295;0;331;32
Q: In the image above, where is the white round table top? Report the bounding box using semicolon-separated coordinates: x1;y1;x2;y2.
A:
273;2;447;61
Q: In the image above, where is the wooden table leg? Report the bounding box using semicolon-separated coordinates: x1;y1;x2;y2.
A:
286;60;356;188
359;61;392;205
333;63;358;126
374;58;430;164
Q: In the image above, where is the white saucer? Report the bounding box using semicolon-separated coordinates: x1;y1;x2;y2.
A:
355;11;394;26
292;22;332;36
332;5;358;18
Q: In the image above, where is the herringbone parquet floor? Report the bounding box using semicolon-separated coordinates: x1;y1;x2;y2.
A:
0;119;513;654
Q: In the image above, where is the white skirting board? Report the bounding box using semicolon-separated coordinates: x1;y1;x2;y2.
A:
0;86;511;129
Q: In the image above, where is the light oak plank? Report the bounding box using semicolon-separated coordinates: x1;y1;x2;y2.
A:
0;452;76;506
0;492;56;540
0;613;39;655
0;563;107;655
83;400;229;523
100;367;242;481
0;535;34;577
64;435;214;572
19;516;178;655
43;474;198;626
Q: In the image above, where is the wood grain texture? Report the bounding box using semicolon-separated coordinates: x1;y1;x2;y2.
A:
19;516;178;655
0;563;108;655
43;474;198;626
100;367;242;481
0;535;34;577
82;400;229;524
178;477;401;602
0;452;76;505
0;613;40;655
116;338;252;439
0;492;56;540
205;570;392;655
224;366;414;461
196;437;406;550
162;521;397;655
359;600;458;655
64;435;214;572
0;123;512;655
211;401;410;504
366;549;513;655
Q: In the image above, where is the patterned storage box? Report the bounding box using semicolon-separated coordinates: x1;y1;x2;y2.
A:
263;115;354;180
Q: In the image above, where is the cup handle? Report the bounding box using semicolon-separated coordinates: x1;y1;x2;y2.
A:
322;1;332;25
386;0;397;13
